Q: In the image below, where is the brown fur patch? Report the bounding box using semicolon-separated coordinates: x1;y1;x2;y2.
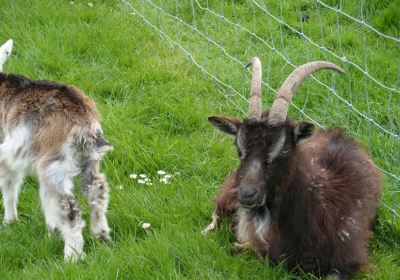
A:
0;73;100;155
210;120;382;279
214;171;240;219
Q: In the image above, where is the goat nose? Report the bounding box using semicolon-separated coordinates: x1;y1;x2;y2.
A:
240;187;258;200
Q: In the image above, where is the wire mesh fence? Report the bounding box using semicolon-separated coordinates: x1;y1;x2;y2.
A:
120;0;400;220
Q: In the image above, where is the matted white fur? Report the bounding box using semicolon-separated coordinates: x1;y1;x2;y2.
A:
0;125;86;261
0;39;13;72
44;137;81;193
0;125;32;223
0;125;33;172
0;39;111;262
0;124;111;261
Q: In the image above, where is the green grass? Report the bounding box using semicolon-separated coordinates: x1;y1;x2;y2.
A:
0;0;399;279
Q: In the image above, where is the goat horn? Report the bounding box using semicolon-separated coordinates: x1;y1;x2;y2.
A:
268;61;345;124
246;57;262;120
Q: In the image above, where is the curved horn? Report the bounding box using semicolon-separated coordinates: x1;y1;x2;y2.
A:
246;57;262;120
268;61;345;124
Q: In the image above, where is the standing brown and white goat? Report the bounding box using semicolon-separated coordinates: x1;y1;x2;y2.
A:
203;57;382;279
0;39;112;261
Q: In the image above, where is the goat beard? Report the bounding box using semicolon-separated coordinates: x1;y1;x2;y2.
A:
253;204;269;218
239;192;277;224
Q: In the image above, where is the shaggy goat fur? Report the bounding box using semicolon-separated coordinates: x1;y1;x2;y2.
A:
0;39;112;261
204;60;382;279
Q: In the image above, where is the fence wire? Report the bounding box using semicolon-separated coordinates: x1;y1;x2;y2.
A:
120;0;400;219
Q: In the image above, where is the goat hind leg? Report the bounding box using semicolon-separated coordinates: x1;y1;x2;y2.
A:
39;175;85;262
81;160;111;242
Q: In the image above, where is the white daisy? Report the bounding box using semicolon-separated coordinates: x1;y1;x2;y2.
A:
138;179;146;184
129;173;137;179
139;174;147;178
160;178;170;184
88;2;93;8
157;170;166;175
142;222;151;229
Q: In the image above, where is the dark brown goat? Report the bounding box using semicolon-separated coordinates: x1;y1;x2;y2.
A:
203;58;382;280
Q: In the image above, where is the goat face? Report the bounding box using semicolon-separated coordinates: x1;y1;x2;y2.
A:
209;115;315;209
208;57;343;209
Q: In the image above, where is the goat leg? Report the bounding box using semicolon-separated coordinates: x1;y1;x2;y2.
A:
202;171;240;235
232;241;252;254
202;210;220;235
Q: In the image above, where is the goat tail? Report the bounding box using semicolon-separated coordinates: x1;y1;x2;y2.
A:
93;130;113;158
72;124;113;161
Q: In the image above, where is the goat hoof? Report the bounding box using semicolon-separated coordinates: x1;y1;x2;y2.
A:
201;223;216;235
232;242;251;254
64;251;86;263
64;243;85;263
98;234;110;243
3;217;18;224
202;211;220;235
96;230;111;243
324;269;349;280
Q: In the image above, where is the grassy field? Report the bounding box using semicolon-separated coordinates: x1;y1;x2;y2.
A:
0;0;399;279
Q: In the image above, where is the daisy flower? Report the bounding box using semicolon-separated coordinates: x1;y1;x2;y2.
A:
142;222;151;229
157;170;166;175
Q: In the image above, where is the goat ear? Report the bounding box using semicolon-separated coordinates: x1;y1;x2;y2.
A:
294;121;315;142
208;116;241;136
